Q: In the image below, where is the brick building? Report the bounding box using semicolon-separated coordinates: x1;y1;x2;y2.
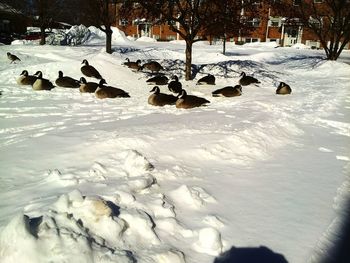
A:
113;1;349;49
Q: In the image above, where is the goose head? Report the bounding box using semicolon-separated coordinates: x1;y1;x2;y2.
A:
20;70;28;76
178;89;187;99
240;72;246;77
150;86;160;94
58;71;64;78
82;59;89;66
80;77;87;84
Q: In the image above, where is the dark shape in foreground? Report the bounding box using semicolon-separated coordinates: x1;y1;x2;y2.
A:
214;246;288;263
95;79;130;99
196;74;216;85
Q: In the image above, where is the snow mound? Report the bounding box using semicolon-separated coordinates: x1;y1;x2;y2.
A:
121;149;155;177
193;227;223;256
46;25;91;46
136;36;157;42
169;185;216;209
291;43;311;49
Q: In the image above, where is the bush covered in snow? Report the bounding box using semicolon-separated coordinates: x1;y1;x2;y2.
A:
46;25;91;46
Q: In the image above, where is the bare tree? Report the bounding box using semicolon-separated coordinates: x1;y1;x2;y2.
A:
274;0;350;60
84;0;118;54
122;0;250;80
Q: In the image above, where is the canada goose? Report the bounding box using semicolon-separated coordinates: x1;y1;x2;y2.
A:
81;59;102;79
146;75;169;85
95;79;130;99
148;86;178;106
239;72;260;86
168;75;182;94
55;71;80;88
124;58;142;70
79;77;99;93
139;61;164;73
32;71;55;91
17;70;38;85
212;85;242;97
176;90;210;109
276;82;292;95
196;74;215;85
7;52;21;63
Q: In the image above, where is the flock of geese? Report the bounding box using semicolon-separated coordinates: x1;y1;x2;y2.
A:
9;52;292;109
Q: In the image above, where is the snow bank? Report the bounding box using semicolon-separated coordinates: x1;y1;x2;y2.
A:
136;36;157;42
291;43;311;49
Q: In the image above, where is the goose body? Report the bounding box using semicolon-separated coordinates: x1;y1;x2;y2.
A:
239;72;260;86
146;75;169;85
176;90;210;109
55;71;80;88
168;75;182;94
81;59;102;79
79;77;99;93
148;86;178;106
32;71;55;91
17;70;38;85
212;85;242;97
196;74;215;85
140;61;163;73
124;58;142;70
7;52;21;63
276;82;292;95
95;79;130;99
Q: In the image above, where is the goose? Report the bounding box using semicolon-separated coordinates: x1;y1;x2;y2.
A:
7;52;21;63
124;58;142;70
148;86;178;106
139;61;163;73
276;82;292;95
239;72;260;86
55;71;80;88
17;70;39;85
81;59;102;79
32;71;55;91
79;77;99;93
146;75;169;85
176;90;210;109
212;85;242;97
168;75;182;94
95;79;130;99
196;74;215;85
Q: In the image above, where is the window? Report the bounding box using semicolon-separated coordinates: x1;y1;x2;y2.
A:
293;0;301;5
247;18;260;27
314;0;323;3
309;16;322;28
245;38;259;43
119;19;128;26
166;35;176;41
269;17;281;27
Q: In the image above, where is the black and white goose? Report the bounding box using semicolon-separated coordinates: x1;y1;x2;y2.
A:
148;86;178;106
7;52;21;63
55;71;80;88
146;75;169;85
239;72;260;86
196;74;215;85
176;90;210;109
95;79;130;99
276;82;292;95
17;70;39;85
79;77;99;93
81;59;102;79
32;71;55;91
212;85;242;97
168;75;182;94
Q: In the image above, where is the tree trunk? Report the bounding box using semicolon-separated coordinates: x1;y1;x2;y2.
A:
223;34;226;55
185;40;193;80
40;25;46;45
106;27;113;54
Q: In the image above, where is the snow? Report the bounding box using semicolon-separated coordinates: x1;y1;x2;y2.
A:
0;29;350;263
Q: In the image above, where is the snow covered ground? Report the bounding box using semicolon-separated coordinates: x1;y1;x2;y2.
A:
0;27;349;263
